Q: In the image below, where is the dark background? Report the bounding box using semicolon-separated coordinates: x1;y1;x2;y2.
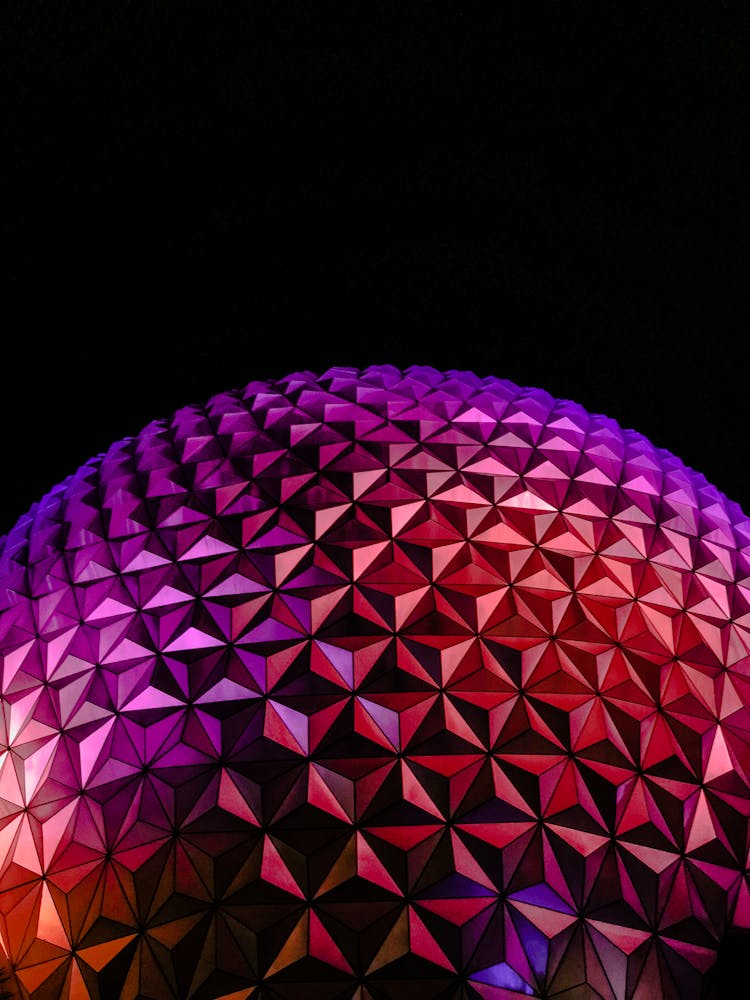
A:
2;1;746;533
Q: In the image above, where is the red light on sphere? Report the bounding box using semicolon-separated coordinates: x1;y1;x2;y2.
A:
0;366;749;998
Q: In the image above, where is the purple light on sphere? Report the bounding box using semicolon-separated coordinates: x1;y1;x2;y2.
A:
0;366;749;999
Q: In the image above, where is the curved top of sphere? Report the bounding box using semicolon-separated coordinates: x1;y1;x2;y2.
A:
1;365;750;1000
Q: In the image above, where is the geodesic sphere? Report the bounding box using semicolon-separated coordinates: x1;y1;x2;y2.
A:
1;366;749;1000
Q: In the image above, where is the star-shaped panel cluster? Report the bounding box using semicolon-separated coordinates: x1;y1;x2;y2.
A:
1;366;750;999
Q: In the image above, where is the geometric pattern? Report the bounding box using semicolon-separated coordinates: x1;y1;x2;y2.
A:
0;365;749;999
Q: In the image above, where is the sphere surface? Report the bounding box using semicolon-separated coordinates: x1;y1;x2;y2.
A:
1;366;750;999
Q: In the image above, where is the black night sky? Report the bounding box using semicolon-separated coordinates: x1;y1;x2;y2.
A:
3;2;746;532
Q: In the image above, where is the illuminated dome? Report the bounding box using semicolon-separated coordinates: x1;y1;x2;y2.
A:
0;366;749;999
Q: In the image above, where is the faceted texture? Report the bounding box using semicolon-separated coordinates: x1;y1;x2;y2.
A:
1;365;750;1000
